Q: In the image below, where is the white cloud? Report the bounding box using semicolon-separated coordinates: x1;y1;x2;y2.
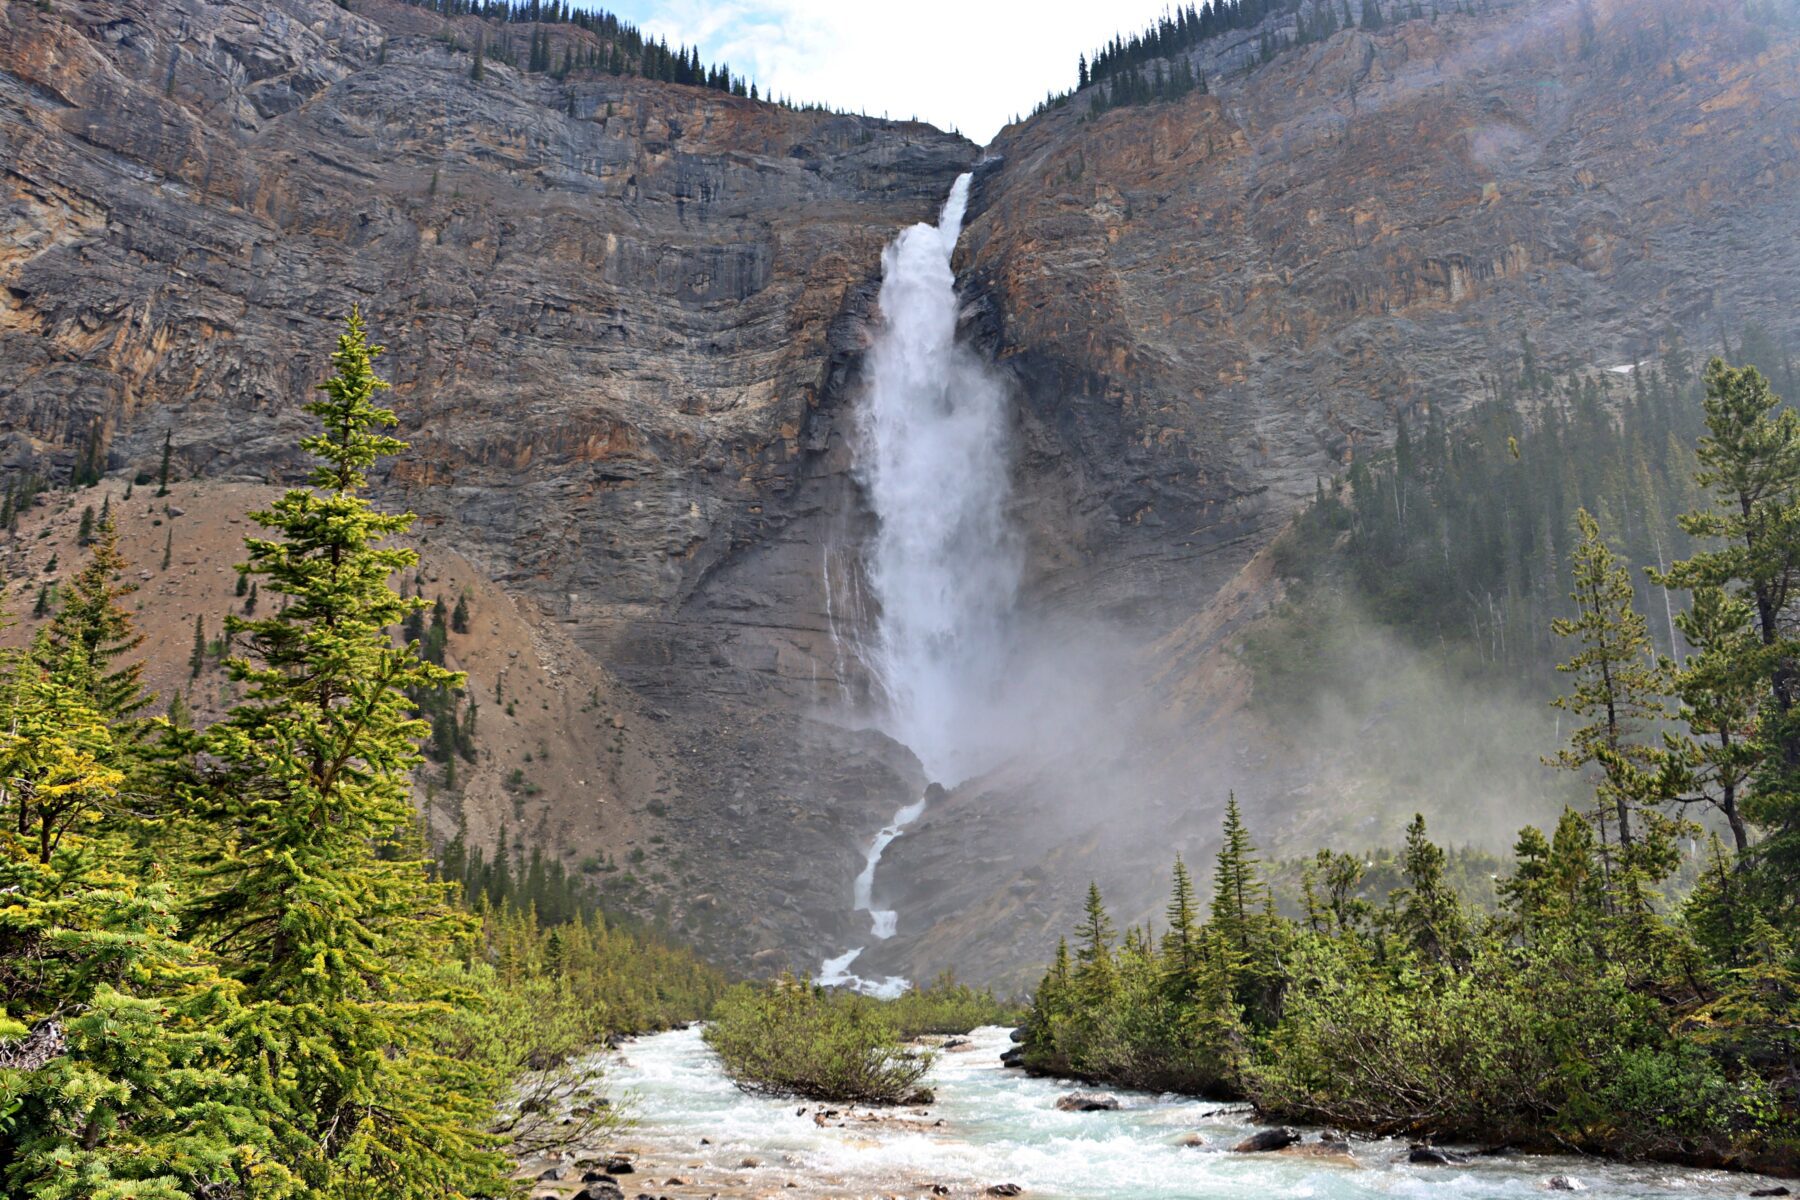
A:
603;0;1178;144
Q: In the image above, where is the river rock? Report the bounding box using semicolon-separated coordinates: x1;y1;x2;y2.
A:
1748;1190;1791;1198
575;1187;623;1200
1408;1145;1472;1166
1545;1177;1586;1192
1233;1127;1300;1153
1009;1027;1027;1044
1055;1091;1121;1112
602;1155;636;1175
986;1186;1024;1197
1000;1047;1024;1068
1281;1144;1359;1168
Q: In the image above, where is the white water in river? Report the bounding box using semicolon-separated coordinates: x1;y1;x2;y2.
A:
596;1026;1779;1200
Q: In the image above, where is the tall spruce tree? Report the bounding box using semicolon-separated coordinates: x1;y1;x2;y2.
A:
1159;854;1203;984
1667;586;1764;855
1073;881;1116;999
1549;509;1670;851
41;517;151;724
180;309;505;1197
1663;360;1800;904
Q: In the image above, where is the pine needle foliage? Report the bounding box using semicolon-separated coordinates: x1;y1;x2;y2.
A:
179;309;506;1198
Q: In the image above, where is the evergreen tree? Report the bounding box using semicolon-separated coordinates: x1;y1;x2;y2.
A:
1073;881;1116;998
156;431;172;497
1159;854;1202;983
1664;361;1800;903
1548;509;1669;851
1210;792;1264;952
42;517;151;723
0;638;290;1197
1389;813;1466;963
180;309;506;1197
1667;586;1763;855
188;613;206;679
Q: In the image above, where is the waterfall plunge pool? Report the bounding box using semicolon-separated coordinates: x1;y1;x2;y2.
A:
582;1025;1781;1200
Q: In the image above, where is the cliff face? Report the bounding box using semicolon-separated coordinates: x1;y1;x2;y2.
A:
0;0;971;970
862;0;1800;988
4;0;1800;982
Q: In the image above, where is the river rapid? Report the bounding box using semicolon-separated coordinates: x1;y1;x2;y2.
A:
577;1025;1782;1200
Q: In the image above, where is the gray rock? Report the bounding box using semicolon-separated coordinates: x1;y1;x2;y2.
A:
1234;1127;1300;1153
1054;1091;1121;1112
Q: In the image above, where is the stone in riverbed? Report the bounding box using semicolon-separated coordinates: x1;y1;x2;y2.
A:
1749;1189;1792;1197
1545;1177;1586;1191
1408;1145;1472;1166
1009;1027;1026;1043
1233;1127;1300;1152
1055;1091;1120;1112
1000;1046;1024;1068
986;1186;1024;1197
601;1156;635;1175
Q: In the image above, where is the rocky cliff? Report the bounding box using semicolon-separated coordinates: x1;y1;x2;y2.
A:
0;0;972;971
3;0;1798;983
864;0;1800;988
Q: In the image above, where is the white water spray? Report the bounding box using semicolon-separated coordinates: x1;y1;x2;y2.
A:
815;171;1020;996
857;171;1021;786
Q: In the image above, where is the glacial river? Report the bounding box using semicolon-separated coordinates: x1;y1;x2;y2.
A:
592;1025;1782;1200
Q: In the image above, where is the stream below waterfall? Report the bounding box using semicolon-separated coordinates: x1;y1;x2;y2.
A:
581;1025;1779;1200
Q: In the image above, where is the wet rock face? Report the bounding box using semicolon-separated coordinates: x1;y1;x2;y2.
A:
0;0;965;969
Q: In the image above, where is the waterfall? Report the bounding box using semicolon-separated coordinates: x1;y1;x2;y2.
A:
856;171;1020;787
815;170;1019;995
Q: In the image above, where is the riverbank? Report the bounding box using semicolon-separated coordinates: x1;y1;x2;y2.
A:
516;1025;1789;1200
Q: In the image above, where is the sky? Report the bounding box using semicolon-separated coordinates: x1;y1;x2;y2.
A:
599;0;1181;145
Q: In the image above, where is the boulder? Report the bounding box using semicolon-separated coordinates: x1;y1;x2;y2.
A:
1408;1145;1472;1166
1009;1027;1027;1044
1233;1127;1300;1153
1055;1091;1120;1112
986;1186;1024;1197
602;1155;635;1175
1545;1177;1586;1192
1748;1190;1791;1198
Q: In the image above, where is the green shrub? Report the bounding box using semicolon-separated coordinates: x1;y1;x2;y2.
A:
886;972;1023;1036
704;980;935;1104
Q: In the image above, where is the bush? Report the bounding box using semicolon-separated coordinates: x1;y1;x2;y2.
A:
886;972;1023;1036
704;979;935;1104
